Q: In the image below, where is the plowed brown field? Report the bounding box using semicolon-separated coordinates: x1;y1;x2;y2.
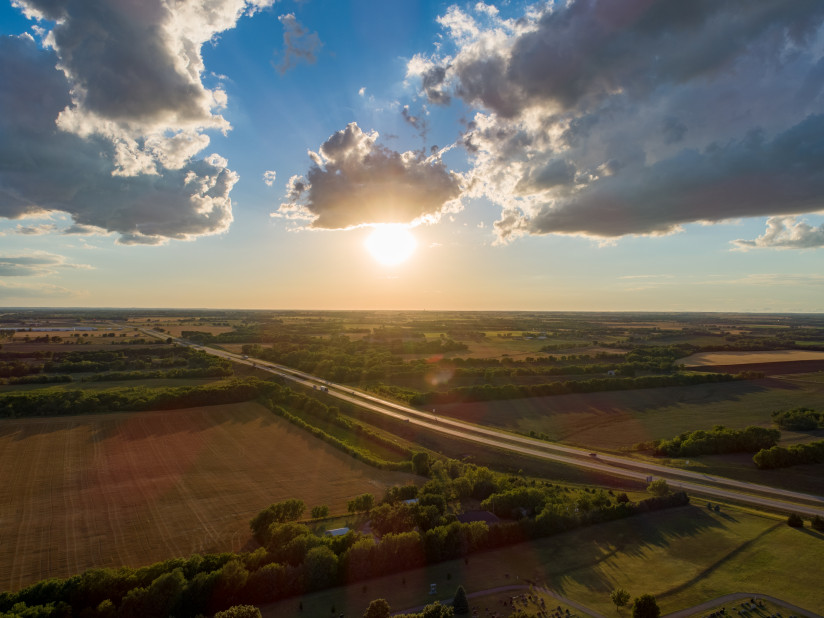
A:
0;402;416;592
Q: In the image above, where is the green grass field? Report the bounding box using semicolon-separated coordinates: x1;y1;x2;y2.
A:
260;500;824;618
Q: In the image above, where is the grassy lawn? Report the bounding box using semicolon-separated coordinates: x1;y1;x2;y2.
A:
260;500;824;618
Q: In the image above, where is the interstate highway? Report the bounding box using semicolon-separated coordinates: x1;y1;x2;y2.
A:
139;328;824;518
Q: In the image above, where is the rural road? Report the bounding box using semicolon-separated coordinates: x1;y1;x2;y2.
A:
139;329;824;518
396;587;823;618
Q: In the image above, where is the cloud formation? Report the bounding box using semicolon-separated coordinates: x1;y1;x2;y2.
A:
0;0;256;244
0;280;77;300
409;0;824;241
276;122;462;229
733;216;824;250
13;0;273;173
0;224;57;236
275;13;321;74
0;252;91;277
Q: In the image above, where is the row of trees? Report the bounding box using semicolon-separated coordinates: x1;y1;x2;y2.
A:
652;425;780;457
261;400;413;473
410;372;737;405
753;440;824;469
0;377;278;418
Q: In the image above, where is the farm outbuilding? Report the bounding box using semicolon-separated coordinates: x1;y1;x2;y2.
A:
324;527;350;537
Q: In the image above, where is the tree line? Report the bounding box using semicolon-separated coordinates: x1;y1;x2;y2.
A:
651;426;780;457
753;440;824;469
409;372;737;406
0;378;278;418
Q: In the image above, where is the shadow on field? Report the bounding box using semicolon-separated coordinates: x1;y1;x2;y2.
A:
657;521;782;601
539;505;728;597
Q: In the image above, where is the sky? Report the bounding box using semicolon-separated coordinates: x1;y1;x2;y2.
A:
1;0;823;312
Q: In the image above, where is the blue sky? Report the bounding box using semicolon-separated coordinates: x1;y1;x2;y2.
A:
1;0;823;311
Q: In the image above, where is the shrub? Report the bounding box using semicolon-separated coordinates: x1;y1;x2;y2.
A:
632;594;660;618
787;513;804;528
452;586;469;615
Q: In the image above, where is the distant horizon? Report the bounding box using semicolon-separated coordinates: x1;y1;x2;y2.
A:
2;306;823;316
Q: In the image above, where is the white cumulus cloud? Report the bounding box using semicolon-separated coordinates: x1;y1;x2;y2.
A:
733;216;824;250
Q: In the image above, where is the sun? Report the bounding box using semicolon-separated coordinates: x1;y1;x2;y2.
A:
365;225;417;266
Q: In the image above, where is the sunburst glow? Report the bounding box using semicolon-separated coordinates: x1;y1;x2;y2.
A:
365;225;417;266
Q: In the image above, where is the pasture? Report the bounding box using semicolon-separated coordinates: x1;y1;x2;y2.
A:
0;402;416;592
260;501;824;617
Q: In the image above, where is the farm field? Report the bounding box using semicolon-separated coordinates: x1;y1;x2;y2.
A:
435;379;824;452
680;350;824;367
0;402;417;592
260;501;824;618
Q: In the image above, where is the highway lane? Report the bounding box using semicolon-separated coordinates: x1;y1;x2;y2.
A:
139;329;824;516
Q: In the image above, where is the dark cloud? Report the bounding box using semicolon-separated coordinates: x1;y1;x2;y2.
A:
0;35;236;245
22;0;210;125
276;123;462;229
421;65;451;105
733;216;824;250
500;115;824;238
443;0;824;117
515;159;577;194
411;0;824;241
275;13;322;74
662;117;686;145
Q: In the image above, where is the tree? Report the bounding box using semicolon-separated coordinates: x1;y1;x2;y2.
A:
364;598;392;618
214;606;262;618
311;505;329;519
611;588;631;611
303;545;339;590
632;594;660;618
812;515;824;532
646;479;670;497
452;585;469;615
348;493;375;513
787;513;804;528
412;451;432;476
250;499;306;542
